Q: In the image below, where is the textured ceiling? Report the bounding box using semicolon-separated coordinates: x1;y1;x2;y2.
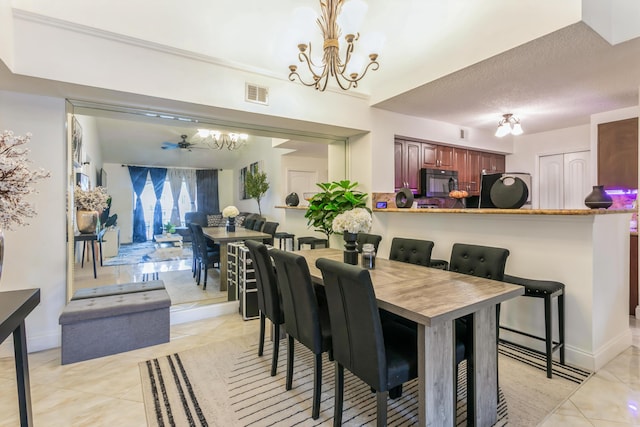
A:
374;23;640;135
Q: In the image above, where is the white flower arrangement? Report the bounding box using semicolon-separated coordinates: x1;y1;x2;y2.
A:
0;130;50;230
75;185;109;212
332;208;372;234
222;205;240;218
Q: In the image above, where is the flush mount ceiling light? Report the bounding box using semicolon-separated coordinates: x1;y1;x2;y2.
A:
495;114;523;137
196;129;248;150
288;0;383;91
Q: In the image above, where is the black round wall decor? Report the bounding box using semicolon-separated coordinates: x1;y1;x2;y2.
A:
285;192;300;206
489;176;529;209
395;188;414;208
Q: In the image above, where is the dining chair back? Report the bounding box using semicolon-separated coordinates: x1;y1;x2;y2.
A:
252;219;265;232
244;240;284;376
356;233;382;253
243;217;256;230
191;224;220;289
448;243;510;281
388;237;434;267
316;258;418;426
188;223;199;278
270;249;332;420
262;221;279;246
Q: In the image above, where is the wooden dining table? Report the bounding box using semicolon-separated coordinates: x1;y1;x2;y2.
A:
202;227;271;292
297;248;524;427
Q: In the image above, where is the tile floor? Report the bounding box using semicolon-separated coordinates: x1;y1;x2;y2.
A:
0;315;639;426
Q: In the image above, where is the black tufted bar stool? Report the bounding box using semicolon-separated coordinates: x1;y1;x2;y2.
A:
297;236;328;250
501;274;565;379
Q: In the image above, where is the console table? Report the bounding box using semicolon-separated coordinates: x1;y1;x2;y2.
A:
0;288;41;427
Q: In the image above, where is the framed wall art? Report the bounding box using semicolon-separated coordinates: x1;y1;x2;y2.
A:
72;116;83;166
239;161;262;200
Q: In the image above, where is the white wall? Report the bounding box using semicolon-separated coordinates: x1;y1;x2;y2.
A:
0;90;66;356
103;163;134;242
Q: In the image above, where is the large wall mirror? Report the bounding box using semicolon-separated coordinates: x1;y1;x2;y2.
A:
66;99;349;312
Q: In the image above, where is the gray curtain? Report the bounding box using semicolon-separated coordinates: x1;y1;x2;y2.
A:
196;169;219;214
167;168;184;226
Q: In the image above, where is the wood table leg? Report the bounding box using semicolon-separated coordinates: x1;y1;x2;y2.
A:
471;305;498;426
418;321;455;426
13;322;33;427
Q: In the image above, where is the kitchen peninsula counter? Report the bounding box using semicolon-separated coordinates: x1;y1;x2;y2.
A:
372;205;634;373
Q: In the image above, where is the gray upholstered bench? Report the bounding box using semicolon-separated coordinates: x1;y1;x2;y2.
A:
59;288;171;364
71;280;166;300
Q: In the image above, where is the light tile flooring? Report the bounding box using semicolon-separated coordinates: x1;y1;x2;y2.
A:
0;316;639;426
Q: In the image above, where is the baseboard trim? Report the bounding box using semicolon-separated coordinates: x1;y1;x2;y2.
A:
170;301;240;325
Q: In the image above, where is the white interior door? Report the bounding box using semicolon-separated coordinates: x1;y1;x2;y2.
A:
287;170;318;202
539;154;564;209
564;151;591;209
539;151;591;209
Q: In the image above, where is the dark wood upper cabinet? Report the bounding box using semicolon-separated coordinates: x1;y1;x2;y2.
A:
394;137;506;196
394;139;421;194
598;117;638;189
421;143;437;168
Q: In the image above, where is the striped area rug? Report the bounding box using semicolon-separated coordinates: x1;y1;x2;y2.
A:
140;338;591;426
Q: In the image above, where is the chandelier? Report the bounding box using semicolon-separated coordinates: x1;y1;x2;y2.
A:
288;0;381;91
495;114;523;137
196;129;248;150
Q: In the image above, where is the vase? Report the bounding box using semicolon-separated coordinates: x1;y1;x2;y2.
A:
226;216;236;232
584;185;613;209
77;210;98;234
343;232;358;265
285;192;300;207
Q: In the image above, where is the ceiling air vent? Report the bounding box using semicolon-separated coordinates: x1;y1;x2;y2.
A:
246;83;269;105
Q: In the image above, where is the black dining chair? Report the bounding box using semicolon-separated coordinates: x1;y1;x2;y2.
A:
356;232;382;253
244;240;285;376
388;237;434;266
243;217;256;230
316;258;422;427
261;221;279;246
191;224;220;289
449;242;510;405
270;249;332;420
252;219;265;232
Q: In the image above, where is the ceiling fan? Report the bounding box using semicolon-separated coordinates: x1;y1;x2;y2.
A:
161;134;201;151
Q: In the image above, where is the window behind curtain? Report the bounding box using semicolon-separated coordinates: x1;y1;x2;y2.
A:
140;177;193;238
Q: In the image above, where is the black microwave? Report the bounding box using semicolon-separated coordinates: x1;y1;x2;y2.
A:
420;168;458;197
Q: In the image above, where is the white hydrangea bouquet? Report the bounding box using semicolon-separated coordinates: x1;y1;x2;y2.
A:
75;185;109;212
0;130;50;230
222;205;239;218
332;207;372;235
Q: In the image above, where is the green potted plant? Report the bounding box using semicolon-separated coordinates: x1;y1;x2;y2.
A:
245;170;270;216
304;180;369;240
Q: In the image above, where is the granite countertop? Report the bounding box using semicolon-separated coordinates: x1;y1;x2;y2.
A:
372;208;636;215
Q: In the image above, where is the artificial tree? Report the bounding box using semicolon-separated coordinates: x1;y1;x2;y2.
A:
245;170;270;216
